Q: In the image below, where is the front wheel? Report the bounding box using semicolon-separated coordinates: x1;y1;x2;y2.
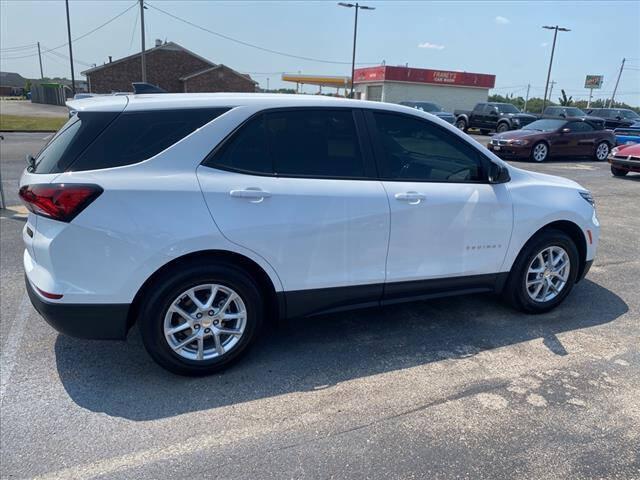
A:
455;119;467;132
611;165;628;177
594;141;610;161
503;230;579;313
138;261;263;375
531;142;549;162
496;122;510;133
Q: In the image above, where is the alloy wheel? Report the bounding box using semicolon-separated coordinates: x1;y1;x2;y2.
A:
596;142;609;161
525;246;570;303
533;143;548;162
163;284;247;361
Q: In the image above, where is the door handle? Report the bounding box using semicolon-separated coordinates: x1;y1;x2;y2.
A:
394;191;426;205
229;188;272;203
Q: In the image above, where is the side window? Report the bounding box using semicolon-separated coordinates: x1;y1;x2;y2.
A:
211;114;272;174
72;108;228;171
372;112;486;182
567;121;593;132
473;104;485;113
265;109;365;178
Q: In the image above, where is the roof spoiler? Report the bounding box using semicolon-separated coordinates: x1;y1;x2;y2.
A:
132;82;167;94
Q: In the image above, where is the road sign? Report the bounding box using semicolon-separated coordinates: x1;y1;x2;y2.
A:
584;75;603;89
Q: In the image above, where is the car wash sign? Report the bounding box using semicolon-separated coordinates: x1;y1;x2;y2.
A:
584;75;603;89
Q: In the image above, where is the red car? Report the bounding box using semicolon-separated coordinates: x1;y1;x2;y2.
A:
609;143;640;177
487;118;615;162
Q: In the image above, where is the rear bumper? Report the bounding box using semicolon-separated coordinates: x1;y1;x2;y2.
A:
25;275;130;340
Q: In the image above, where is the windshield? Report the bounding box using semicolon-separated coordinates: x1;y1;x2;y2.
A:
415;102;443;112
495;104;520;113
622;110;640;119
523;119;566;132
566;107;586;116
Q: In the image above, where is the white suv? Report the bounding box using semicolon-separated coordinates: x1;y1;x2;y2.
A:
20;93;599;375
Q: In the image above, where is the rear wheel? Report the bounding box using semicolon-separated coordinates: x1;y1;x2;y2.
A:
531;142;549;162
139;261;263;375
594;141;610;161
611;165;628;177
503;230;579;313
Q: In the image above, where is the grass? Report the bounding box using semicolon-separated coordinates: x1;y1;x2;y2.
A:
0;114;66;131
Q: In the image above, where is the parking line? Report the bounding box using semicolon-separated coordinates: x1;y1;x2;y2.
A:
0;294;30;406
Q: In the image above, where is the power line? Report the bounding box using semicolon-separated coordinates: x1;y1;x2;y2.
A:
145;1;379;66
1;2;137;60
0;43;38;52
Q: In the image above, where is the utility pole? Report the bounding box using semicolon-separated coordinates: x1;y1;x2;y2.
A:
548;80;556;105
37;42;44;79
338;2;375;99
608;58;625;108
65;0;76;96
140;0;147;82
524;83;530;112
541;25;570;111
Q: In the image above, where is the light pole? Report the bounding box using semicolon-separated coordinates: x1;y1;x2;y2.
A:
541;25;570;111
338;2;375;98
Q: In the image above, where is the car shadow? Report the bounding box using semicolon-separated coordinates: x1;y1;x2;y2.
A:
54;279;627;421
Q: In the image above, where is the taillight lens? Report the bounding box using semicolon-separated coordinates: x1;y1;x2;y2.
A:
19;184;103;222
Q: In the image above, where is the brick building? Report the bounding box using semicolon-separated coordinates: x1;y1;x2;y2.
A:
81;41;256;94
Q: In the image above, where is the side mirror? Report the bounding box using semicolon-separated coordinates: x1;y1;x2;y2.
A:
489;109;498;116
559;113;567;118
616;116;622;121
488;162;510;184
561;127;571;134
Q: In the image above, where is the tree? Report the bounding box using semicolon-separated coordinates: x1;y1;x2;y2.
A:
558;89;573;106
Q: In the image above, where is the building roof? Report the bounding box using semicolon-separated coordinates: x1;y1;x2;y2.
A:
179;65;257;85
80;41;216;75
0;71;28;87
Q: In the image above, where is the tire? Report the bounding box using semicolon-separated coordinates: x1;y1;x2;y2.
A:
611;165;628;177
138;260;263;376
503;229;579;314
594;141;610;161
531;141;549;162
480;129;491;136
455;118;467;132
496;122;510;133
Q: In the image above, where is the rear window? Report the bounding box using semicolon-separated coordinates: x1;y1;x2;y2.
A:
32;112;118;173
70;108;229;171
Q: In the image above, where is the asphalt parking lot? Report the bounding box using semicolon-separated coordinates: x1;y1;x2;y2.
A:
1;132;638;479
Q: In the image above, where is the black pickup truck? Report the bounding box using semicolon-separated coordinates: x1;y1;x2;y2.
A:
454;102;537;134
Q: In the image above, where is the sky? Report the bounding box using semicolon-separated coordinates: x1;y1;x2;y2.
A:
1;0;639;105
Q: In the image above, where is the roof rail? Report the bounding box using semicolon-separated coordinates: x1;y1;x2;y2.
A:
132;82;167;94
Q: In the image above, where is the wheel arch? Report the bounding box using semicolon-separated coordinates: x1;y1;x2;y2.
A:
127;250;282;331
513;220;588;282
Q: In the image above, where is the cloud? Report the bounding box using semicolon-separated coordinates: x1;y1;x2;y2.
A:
495;16;510;25
418;42;445;50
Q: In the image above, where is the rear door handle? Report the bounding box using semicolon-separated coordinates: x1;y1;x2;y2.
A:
229;188;272;203
394;191;426;205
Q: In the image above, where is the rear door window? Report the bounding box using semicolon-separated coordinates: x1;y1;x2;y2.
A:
266;109;365;179
70;108;228;171
32;112;118;173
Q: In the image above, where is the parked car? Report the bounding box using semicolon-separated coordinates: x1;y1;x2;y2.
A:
20;94;599;375
454;102;537;134
609;142;640;177
541;106;605;129
399;101;455;124
586;108;640;129
612;122;640;145
487;118;615;162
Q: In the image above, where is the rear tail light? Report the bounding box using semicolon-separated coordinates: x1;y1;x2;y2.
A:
19;184;103;222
